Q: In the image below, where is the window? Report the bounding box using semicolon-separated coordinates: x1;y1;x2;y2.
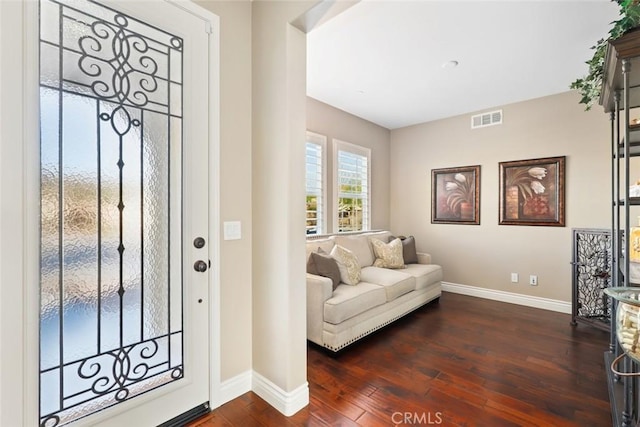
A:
305;132;326;235
334;140;370;233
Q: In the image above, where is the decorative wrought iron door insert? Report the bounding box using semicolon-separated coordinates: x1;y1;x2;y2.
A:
571;228;611;330
39;1;184;425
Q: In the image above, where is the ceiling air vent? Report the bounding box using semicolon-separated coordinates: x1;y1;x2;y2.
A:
471;109;503;129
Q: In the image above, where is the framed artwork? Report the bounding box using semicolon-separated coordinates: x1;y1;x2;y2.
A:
499;156;565;226
431;165;481;225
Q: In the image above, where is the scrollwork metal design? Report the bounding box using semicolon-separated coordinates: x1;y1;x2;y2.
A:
77;340;160;402
78;14;159;109
573;229;611;328
39;1;184;425
40;415;61;427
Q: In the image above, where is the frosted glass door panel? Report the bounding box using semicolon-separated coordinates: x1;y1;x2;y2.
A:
39;1;184;425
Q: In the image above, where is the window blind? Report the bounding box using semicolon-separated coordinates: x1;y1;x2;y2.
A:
306;140;324;235
337;148;369;232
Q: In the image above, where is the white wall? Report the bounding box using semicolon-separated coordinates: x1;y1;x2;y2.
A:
390;91;610;302
306;97;391;232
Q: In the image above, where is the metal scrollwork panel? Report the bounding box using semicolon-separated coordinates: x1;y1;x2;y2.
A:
39;1;184;425
572;229;611;329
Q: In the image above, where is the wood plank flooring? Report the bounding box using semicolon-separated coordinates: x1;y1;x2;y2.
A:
189;292;611;426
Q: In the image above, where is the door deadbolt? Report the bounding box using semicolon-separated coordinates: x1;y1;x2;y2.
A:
193;237;206;249
194;260;208;272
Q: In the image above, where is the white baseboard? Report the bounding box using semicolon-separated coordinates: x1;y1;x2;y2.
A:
216;370;252;408
215;370;310;416
252;371;309;416
441;281;571;314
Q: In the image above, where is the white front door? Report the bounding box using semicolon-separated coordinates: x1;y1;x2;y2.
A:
37;1;216;425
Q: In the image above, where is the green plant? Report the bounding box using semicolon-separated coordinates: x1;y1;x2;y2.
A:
571;0;640;109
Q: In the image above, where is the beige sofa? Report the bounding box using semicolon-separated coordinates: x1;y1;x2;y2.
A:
306;231;442;352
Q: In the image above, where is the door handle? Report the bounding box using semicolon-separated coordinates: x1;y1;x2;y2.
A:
194;260;208;272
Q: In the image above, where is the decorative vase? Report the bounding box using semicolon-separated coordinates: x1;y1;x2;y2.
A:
505;186;519;219
460;202;473;220
523;194;550;217
604;287;640;375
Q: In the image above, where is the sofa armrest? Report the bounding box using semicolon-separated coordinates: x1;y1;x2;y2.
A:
306;273;333;345
416;252;432;264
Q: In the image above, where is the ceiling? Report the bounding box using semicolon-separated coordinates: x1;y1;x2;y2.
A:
306;0;621;130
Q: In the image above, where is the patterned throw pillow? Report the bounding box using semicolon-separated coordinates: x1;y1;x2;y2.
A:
371;237;405;269
330;244;361;285
390;235;418;264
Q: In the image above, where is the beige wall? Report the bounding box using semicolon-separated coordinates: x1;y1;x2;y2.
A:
195;0;253;384
252;0;314;397
306;97;391;232
0;2;26;423
390;91;610;302
199;0;315;401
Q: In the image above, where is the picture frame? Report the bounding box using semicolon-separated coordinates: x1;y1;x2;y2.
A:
498;156;565;226
431;165;481;225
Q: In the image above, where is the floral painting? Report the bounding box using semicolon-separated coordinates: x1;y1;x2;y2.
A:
499;156;565;226
431;165;480;225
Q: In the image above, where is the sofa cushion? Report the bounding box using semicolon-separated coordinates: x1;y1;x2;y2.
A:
307;250;341;290
371;237;405;269
330;244;361;285
390;235;419;265
332;234;374;267
366;230;393;243
403;263;443;290
306;238;335;262
324;282;387;324
360;266;415;302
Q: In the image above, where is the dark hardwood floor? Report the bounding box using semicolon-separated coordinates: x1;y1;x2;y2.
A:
189;292;611;426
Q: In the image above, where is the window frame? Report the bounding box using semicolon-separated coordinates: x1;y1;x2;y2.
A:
333;139;371;234
305;131;327;235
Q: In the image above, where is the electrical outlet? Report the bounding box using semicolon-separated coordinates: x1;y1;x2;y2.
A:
511;273;518;283
529;275;538;286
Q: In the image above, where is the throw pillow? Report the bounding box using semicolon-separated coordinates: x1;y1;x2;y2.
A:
371;237;405;269
390;235;419;265
332;234;375;267
306;250;341;290
330;244;361;285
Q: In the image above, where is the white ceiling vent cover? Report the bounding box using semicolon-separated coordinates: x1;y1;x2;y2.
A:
471;110;503;129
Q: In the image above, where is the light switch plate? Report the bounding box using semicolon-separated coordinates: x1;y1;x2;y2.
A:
223;221;241;240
